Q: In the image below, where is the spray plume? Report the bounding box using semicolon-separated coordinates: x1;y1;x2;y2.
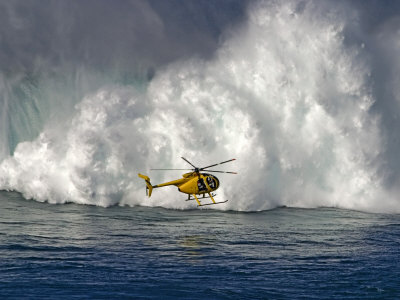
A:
1;1;400;212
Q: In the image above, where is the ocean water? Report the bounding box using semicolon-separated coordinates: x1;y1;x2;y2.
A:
1;191;399;299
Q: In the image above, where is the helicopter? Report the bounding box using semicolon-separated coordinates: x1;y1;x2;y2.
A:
138;157;237;206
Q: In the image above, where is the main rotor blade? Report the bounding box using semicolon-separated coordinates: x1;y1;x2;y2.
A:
150;168;193;171
200;158;236;170
204;170;238;174
181;157;197;168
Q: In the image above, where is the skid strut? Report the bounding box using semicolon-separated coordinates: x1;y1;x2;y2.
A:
186;193;217;201
190;192;226;206
192;194;202;206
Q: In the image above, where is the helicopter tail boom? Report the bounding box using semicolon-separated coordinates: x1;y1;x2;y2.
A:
138;173;153;197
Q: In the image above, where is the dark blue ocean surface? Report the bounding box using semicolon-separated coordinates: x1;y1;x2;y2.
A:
0;191;399;299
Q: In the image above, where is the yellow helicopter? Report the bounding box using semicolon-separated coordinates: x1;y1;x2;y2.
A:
138;157;237;206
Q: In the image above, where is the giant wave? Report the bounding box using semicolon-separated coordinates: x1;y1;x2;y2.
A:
1;0;400;212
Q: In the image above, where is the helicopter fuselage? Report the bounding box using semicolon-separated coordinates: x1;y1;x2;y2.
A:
138;156;235;206
150;172;219;195
177;173;220;195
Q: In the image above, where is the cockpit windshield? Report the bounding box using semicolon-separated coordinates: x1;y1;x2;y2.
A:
206;176;217;189
197;173;219;191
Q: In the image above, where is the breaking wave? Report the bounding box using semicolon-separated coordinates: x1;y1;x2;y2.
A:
1;0;400;212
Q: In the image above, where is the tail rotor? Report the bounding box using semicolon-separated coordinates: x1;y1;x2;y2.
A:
138;174;153;197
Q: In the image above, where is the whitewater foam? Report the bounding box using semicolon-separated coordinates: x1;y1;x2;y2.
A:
0;0;399;212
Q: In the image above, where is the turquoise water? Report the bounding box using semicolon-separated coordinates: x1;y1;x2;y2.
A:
1;191;399;299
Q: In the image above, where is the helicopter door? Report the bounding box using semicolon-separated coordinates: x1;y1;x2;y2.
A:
197;178;207;192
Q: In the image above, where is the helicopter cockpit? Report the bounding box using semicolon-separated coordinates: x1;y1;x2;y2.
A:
197;173;219;191
206;175;216;189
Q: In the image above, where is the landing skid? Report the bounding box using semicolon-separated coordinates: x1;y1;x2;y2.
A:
199;200;228;206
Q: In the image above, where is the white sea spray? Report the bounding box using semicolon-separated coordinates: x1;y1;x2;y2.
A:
1;1;400;212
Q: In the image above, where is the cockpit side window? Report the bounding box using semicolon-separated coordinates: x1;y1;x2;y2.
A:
206;176;216;189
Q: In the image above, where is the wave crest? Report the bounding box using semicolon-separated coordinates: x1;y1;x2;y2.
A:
1;1;399;212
